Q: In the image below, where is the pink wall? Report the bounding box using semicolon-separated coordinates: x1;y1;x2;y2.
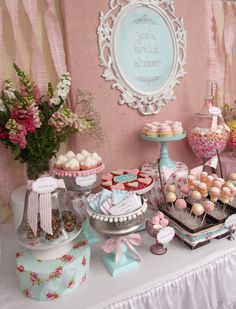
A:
61;0;210;172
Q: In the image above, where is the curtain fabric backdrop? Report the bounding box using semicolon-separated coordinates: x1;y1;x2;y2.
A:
0;0;67;222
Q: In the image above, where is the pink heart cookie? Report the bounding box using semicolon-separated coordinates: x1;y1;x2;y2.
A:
102;181;112;187
101;174;113;181
111;183;125;190
138;177;152;185
112;169;124;176
126;169;140;175
127;182;139;188
139;173;149;178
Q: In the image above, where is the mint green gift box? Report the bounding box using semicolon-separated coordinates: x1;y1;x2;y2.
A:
16;237;90;301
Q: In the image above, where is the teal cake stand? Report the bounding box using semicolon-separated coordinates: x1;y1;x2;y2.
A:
140;131;187;169
102;242;139;277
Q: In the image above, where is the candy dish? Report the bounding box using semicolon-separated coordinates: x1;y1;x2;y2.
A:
146;212;169;255
85;194;148;236
85;193;147;277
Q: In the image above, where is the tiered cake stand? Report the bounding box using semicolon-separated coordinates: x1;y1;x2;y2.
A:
53;163;105;244
140;131;187;169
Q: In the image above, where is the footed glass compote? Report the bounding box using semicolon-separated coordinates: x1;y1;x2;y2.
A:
85;195;148;277
140;132;187;169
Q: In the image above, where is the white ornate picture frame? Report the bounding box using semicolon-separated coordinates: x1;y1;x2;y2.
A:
98;0;186;115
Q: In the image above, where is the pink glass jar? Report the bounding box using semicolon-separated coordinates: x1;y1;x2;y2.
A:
188;99;229;162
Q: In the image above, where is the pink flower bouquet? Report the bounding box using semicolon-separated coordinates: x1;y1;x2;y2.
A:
0;64;99;179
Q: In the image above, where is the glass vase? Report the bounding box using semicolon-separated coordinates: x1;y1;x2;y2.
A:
26;159;50;181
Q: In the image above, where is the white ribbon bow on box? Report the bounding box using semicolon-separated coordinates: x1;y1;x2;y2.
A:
27;176;66;236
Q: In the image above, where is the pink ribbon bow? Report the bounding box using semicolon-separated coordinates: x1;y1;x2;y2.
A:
102;233;142;264
27;177;66;236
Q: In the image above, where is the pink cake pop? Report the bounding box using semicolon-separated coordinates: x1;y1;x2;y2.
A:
180;184;190;197
201;200;215;225
175;198;187;210
193;180;200;191
210;187;220;203
213;180;223;189
200;172;208;183
175;198;187;220
188;175;195;189
220;187;230;211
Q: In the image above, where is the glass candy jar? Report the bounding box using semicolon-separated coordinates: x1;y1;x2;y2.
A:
188;98;229;162
17;177;81;256
224;102;236;155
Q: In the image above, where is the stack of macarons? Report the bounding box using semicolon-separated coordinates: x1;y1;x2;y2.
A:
141;120;184;138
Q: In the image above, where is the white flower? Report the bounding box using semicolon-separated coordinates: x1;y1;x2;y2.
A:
57;87;69;100
3;80;16;100
50;95;60;106
0;98;6;112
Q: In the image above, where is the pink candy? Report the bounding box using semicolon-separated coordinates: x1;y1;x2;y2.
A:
188;131;228;160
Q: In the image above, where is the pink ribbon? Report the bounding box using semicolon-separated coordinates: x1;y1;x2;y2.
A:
102;234;142;264
27;178;66;236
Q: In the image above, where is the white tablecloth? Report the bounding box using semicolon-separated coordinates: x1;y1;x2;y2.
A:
1;224;236;309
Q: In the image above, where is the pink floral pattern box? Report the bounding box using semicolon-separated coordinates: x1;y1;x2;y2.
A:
15;238;90;301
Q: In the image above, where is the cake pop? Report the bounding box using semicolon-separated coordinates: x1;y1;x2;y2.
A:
200;172;208;183
167;184;176;193
190;190;202;203
166;192;177;212
180;184;190;198
191;203;204;219
213;180;223;189
209;187;220;203
198;183;208;197
220;187;230;211
193;180;200;191
229;173;236;185
188;175;195;189
201;200;215;225
175;198;187;220
206;175;214;188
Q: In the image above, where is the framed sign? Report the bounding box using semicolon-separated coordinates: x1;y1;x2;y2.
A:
98;0;186;115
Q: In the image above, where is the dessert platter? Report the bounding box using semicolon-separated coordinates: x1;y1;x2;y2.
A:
140;120;186;169
101;168;154;194
53;150;105;191
159;171;236;249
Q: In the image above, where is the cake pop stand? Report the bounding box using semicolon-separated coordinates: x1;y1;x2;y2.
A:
140;131;187;169
53;164;105;245
85;196;148;277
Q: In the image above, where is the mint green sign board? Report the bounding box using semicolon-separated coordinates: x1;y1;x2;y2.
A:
114;174;137;183
114;6;174;94
98;0;186;115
